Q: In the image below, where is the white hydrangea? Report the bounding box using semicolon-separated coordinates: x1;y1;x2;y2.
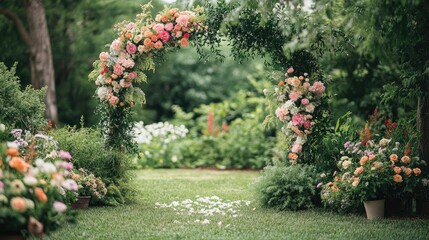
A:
133;121;189;145
96;86;110;100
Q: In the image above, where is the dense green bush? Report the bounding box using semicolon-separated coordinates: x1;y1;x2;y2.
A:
49;126;135;206
0;62;46;131
254;164;320;211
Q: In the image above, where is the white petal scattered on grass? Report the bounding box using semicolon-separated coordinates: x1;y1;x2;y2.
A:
156;196;251;226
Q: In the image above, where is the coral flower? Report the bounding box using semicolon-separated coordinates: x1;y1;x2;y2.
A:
389;154;398;162
354;166;364;175
404;168;412;176
413;168;421;176
6;148;19;156
360;156;368;165
368;154;376;161
125;32;132;39
9;157;29;173
287;67;294;74
278;81;285;87
288;153;298;161
35;187;48;203
393;166;401;174
401;156;411;164
393;174;403;183
352;179;360;187
144;38;153;47
154;41;163;49
180;38;189;47
11;197;27;213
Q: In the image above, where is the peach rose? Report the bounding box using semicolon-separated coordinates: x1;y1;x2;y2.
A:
393;166;401;174
144;30;153;38
11;197;27;213
413;168;421;176
354;166;364;175
6;148;20;156
154;41;163;49
352;179;360;187
369;154;376;161
393;174;403;183
401;156;411;164
360;156;368;166
180;38;189;47
99;52;109;61
9;157;29;173
389;154;398;162
404;168;412;176
144;38;153;48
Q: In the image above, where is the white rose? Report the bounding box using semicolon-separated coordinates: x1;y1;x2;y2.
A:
23;176;38;186
96;87;109;100
342;160;351;169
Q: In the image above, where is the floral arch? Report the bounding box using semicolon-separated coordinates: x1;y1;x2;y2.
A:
89;3;207;152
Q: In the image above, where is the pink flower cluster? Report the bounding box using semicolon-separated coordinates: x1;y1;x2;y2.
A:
273;67;326;162
93;7;207;107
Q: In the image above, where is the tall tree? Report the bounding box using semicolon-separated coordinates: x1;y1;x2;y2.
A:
0;0;58;124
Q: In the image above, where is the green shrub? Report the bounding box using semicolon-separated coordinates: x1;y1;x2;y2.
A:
49;126;135;205
0;62;46;131
254;164;320;211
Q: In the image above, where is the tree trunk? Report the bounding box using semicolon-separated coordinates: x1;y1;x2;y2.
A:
417;81;429;165
23;0;58;124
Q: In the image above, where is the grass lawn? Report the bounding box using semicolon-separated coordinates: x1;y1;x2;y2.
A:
42;169;429;240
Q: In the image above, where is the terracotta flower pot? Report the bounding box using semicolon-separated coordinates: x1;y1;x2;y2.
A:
71;196;91;209
364;199;385;220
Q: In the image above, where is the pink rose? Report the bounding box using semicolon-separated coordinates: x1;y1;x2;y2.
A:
175;31;183;38
176;14;190;27
303;82;311;89
299;76;304;80
311;81;326;95
113;64;124;76
275;107;289;121
291;143;302;153
53;201;67;213
127;71;137;80
165;23;174;31
158;30;171;42
127;22;136;30
126;44;137;54
287;67;294;74
120;79;132;88
153;23;165;33
291;78;301;87
305;103;315;113
292;114;304;126
289;91;301;102
304;120;312;129
99;52;109;61
301;98;309;105
109;96;119;106
111;39;122;51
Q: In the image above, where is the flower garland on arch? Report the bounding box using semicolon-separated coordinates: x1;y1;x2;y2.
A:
265;67;326;164
88;3;206;151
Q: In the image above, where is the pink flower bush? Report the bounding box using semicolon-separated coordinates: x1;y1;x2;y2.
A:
267;68;326;163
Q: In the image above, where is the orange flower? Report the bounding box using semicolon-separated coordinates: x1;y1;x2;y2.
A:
154;41;163;49
144;30;153;38
11;197;27;213
389;154;398;162
354;166;364;175
368;154;376;161
404;168;412;176
143;38;153;48
373;162;382;169
393;166;401;174
9;157;29;173
393;174;403;183
352;179;360;187
6;148;19;156
151;35;159;42
360;156;368;165
331;186;339;191
278;81;285;87
180;38;189;47
125;32;132;39
413;168;422;176
401;156;411;164
161;15;169;22
288;153;298;161
327;182;333;187
35;187;48;203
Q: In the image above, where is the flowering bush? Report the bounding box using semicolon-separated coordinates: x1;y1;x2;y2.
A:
0;142;77;237
133;121;188;168
89;3;206;151
321;137;424;209
71;168;107;201
265;67;326;164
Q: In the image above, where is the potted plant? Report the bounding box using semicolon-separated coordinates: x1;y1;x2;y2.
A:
0;142;77;239
71;168;107;209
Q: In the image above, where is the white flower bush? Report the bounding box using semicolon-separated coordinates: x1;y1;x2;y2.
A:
155;196;251;226
133;121;188;145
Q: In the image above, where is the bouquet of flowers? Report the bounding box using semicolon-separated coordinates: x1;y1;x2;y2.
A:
266;67;326;163
72;168;107;201
0;142;77;237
